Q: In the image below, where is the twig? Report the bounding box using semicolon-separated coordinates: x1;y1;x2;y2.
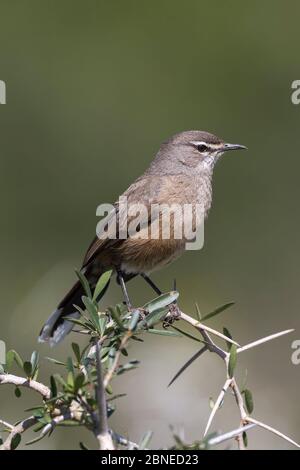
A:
208;423;256;447
103;330;132;388
204;378;232;436
0;416;37;450
0;374;50;399
0;419;13;431
171;310;299;449
94;341;114;450
237;329;294;354
247;417;300;449
179;311;239;346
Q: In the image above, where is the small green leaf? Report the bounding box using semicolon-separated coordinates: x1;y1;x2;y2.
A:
33;422;46;433
53;374;67;388
50;375;57;398
66;357;75;386
143;291;179;314
14;387;21;398
108;306;125;330
171;325;203;343
79;441;89;450
195;303;202;321
128;310;140;331
82;296;101;331
244;389;254;414
144;307;168;328
6;350;15;371
242;431;248;448
71;343;81;363
107;393;127;402
11;433;21;450
228;344;237;378
146;328;181;337
75;269;92;299
23;361;32;378
223;327;233;351
64;317;92;330
99;316;108;336
74;373;85;392
93;270;112;301
201;302;235;322
45;357;66;366
117;360;139;375
30;351;39;375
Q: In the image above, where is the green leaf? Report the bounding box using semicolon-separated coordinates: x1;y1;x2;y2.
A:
171;325;203;343
6;350;15;371
79;441;89;450
201;302;235;322
23;361;32;378
30;351;39;376
195;302;202;321
11;433;21;450
74;373;85;392
99;316;108;336
33;422;47;433
92;270;112;301
223;327;233;351
108;306;125;330
139;430;153;450
14;387;21;398
66;357;75;386
45;357;66;366
242;431;248;448
64;317;92;330
228;344;237;378
0;364;4;373
244;389;254;414
50;375;57;398
117;360;139;375
12;350;24;369
143;291;179;314
107;393;127;402
53;374;67;388
75;269;92;299
71;343;81;363
82;296;100;330
25;406;45;413
146;328;181;337
144;307;168;328
128;310;140;331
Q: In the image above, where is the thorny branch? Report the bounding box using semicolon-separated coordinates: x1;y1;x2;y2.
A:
175;310;299;449
0;283;299;450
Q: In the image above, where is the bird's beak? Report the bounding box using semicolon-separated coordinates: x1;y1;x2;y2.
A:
222;143;248;152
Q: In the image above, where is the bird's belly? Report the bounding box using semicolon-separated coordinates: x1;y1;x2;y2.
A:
119;237;186;275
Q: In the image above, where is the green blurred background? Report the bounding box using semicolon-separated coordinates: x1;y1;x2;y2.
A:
0;0;299;449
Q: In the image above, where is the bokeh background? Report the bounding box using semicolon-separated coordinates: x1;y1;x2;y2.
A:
0;0;299;450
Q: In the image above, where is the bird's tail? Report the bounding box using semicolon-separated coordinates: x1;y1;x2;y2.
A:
39;280;86;346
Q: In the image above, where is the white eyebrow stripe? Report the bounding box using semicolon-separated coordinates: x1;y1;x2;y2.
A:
190;141;222;149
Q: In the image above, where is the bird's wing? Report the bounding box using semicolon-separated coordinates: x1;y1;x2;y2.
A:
81;175;189;268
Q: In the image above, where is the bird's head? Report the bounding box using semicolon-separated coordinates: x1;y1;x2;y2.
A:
162;130;247;171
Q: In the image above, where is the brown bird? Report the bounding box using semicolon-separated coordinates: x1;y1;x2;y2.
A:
39;130;246;345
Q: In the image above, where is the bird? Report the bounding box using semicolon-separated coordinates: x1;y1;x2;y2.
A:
39;130;247;345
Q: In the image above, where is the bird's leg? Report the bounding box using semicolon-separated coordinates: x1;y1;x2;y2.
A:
141;273;179;325
117;270;132;311
140;273;162;296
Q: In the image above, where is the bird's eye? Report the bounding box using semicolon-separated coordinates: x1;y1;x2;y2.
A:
197;144;208;153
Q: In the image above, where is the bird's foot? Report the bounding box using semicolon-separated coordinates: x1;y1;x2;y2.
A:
163;303;181;328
